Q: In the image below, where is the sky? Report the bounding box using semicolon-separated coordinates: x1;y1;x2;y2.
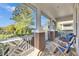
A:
41;16;48;28
0;3;48;28
0;3;19;27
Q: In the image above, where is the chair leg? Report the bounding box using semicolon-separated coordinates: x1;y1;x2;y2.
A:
71;50;77;56
53;48;58;53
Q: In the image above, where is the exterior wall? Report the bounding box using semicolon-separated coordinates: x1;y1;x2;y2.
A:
57;20;73;32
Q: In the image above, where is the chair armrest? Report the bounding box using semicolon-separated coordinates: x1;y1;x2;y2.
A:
52;42;66;50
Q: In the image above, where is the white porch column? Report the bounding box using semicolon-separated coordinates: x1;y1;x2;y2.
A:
48;19;56;41
50;19;55;31
36;9;41;31
73;3;79;56
34;8;45;51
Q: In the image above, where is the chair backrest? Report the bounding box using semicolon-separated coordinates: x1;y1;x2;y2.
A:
65;33;74;42
65;34;76;52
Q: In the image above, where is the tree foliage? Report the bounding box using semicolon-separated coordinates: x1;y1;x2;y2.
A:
11;4;33;35
0;4;33;39
0;27;2;30
5;25;16;34
12;5;32;22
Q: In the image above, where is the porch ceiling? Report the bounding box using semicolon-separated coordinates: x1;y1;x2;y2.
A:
32;3;74;21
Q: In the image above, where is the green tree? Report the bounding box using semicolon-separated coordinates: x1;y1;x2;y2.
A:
11;4;33;35
0;27;2;30
5;25;16;34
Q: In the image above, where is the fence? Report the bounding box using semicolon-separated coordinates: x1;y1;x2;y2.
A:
0;35;34;56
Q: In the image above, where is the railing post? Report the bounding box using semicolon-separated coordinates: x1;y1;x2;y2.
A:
34;31;45;51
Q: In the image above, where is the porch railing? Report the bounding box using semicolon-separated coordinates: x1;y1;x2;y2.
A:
0;35;34;56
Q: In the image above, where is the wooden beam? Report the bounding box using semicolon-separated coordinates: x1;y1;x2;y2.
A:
23;3;37;11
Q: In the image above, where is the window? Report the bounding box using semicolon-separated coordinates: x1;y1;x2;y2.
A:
41;15;49;30
23;4;37;30
63;23;72;27
31;9;36;30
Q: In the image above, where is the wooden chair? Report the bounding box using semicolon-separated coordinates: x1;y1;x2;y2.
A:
52;34;76;56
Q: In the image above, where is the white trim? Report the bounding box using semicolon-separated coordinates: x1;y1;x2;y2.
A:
0;35;33;44
0;37;22;44
33;30;45;33
49;29;56;32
